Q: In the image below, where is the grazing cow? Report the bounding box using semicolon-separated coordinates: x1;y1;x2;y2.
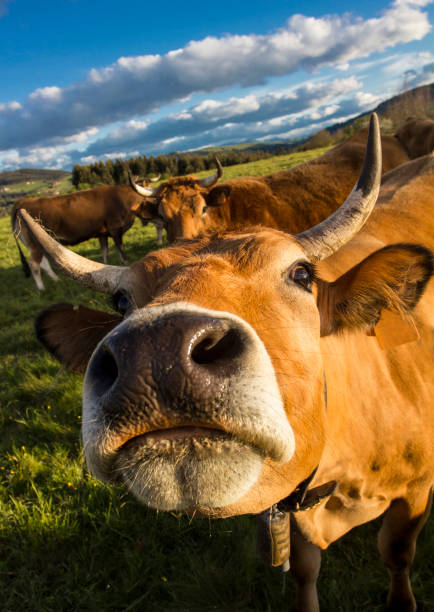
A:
21;116;433;610
129;127;410;243
11;185;159;290
395;117;434;159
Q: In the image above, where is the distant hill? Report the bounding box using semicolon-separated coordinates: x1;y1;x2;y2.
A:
300;83;434;149
0;168;70;186
363;82;434;126
0;170;73;215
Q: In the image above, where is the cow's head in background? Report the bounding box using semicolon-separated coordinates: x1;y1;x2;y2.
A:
22;116;433;519
129;160;223;242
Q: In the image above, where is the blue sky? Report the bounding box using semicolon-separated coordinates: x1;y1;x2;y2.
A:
0;0;433;170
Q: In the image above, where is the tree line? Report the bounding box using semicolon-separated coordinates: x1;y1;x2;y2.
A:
71;147;293;188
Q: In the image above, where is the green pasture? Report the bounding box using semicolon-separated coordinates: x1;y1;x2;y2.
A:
193;147;331;182
1;176;73;196
2;180;48;194
0;158;432;611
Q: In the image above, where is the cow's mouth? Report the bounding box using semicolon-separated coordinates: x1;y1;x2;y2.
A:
121;425;230;450
114;425;265;511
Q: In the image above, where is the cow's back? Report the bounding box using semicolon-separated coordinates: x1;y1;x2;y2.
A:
320;129;409;173
364;153;434;249
12;186;137;244
208;130;410;235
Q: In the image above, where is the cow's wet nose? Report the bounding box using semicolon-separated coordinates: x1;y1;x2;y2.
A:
86;343;119;397
85;314;248;401
189;322;245;371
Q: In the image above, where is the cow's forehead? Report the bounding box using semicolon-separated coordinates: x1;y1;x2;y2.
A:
124;228;306;314
148;229;303;271
159;177;202;196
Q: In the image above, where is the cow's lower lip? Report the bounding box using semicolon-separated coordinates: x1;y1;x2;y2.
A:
113;426;264;511
121;426;230;450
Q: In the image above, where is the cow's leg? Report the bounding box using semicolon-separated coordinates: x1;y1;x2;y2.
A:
28;249;45;290
156;224;163;246
111;231;128;264
378;488;432;611
290;518;321;612
99;236;109;264
40;256;59;281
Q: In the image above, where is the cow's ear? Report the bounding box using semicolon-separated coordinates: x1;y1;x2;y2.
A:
320;244;433;338
205;185;231;207
36;303;122;373
131;200;159;220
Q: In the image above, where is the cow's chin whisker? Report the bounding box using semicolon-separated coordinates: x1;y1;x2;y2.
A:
113;435;264;511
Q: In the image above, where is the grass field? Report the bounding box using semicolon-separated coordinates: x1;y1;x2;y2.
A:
0;153;433;611
0;175;74;197
194;147;331;182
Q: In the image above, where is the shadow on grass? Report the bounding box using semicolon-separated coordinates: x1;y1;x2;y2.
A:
1;484;432;612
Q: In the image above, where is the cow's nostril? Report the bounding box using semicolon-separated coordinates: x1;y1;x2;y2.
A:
191;328;244;366
88;345;119;395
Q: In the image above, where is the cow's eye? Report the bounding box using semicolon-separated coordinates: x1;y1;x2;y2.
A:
112;291;132;315
287;263;315;291
202;205;208;215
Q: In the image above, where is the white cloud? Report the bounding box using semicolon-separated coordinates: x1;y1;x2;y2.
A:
405;61;434;87
0;146;72;170
0;0;431;155
0;100;21;111
0;127;101;170
85;84;382;157
29;86;63;103
81;76;363;157
80;150;140;164
383;50;434;76
354;91;380;106
60;127;99;144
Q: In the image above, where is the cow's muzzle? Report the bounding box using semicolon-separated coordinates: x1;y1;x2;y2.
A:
82;303;295;510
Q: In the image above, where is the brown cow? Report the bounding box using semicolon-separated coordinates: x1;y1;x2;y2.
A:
395;117;434;159
129;127;410;243
21;116;433;610
11;185;160;290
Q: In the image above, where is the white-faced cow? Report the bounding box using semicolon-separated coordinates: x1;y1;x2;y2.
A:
129;125;410;243
20;116;433;611
11;184;160;290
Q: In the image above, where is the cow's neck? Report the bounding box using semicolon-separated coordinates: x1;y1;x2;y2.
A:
257;375;336;572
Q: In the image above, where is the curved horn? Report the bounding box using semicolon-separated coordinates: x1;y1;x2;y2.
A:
18;210;125;294
296;113;382;262
128;171;158;197
149;174;161;182
198;157;223;188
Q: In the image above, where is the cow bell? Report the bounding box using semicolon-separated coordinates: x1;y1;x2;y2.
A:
257;505;291;572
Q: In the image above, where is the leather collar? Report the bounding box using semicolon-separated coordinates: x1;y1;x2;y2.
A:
277;466;337;513
257;468;337;571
